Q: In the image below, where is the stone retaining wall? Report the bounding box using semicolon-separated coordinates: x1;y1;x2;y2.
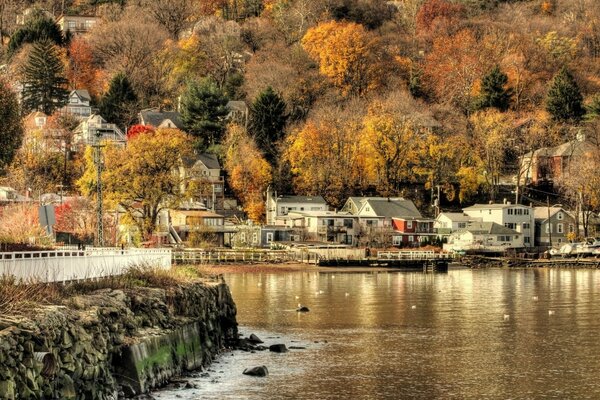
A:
0;280;238;399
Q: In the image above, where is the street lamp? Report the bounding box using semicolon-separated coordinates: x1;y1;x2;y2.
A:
92;129;105;247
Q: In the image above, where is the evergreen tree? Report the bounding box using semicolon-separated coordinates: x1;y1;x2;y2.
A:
0;80;24;173
473;65;512;112
99;73;138;130
250;86;288;164
8;13;65;56
180;78;229;152
20;40;69;115
546;67;585;123
585;93;600;121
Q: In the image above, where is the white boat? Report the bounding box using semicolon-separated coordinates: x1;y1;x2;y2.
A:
575;238;600;257
559;243;576;257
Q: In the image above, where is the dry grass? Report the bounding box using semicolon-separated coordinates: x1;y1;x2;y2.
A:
0;265;208;316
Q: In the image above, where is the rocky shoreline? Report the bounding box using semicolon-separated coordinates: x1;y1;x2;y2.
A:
461;255;600;269
0;279;238;399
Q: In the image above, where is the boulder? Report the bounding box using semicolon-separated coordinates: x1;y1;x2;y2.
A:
247;334;263;344
269;344;288;353
242;366;269;377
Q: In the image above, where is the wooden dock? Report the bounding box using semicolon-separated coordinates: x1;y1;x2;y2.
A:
315;250;453;272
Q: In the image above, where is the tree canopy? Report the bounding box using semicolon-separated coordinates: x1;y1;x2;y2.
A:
0;80;24;174
250;86;288;164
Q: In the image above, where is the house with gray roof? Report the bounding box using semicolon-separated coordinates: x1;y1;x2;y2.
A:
61;89;92;119
533;206;575;247
444;221;523;253
435;212;482;236
463;201;534;247
181;153;224;211
138;109;184;130
266;189;329;225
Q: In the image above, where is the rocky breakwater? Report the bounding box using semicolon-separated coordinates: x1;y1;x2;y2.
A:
0;279;238;399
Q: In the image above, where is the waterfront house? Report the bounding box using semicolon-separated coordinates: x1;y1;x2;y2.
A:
232;224;292;248
463;201;534;247
265;190;328;226
286;210;359;246
391;216;435;246
533;206;576;247
435;212;481;235
443;222;523;253
169;207;229;247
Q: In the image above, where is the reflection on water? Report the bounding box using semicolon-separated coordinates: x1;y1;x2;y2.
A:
155;269;600;400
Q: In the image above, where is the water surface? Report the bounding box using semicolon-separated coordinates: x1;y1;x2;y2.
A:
155;268;600;399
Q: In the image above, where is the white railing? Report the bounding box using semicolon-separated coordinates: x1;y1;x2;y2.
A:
0;248;172;283
377;250;453;260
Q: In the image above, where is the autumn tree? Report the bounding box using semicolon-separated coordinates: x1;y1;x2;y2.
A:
473;65;513;112
546;67;585;123
79;128;193;240
20;40;69;114
0;79;23;174
250;86;288;164
99;73;138;130
301;20;386;97
67;37;101;98
416;0;465;36
424;29;490;112
284;103;367;207
180;77;229;151
224;124;272;222
360;105;420;196
140;0;197;39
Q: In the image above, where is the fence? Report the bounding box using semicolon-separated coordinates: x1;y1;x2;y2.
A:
172;249;298;264
0;248;172;283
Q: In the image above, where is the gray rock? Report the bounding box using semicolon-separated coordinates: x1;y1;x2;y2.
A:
269;344;288;353
247;334;263;344
296;306;310;312
243;366;269;377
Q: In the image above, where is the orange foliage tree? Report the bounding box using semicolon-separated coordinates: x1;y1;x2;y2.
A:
67;38;102;98
416;0;465;36
301;20;386;97
224;124;272;222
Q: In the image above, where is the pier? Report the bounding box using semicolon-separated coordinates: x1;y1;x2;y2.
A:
313;250;453;272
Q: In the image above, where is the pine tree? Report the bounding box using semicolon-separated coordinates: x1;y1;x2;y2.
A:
99;73;138;130
546;67;585;123
473;65;512;112
0;79;24;173
20;40;69;115
180;78;229;152
250;86;288;164
8;13;65;56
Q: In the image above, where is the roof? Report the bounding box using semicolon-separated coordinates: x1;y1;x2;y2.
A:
276;195;327;205
464;203;530;210
72;89;91;102
362;198;422;218
462;222;520;235
437;212;473;222
171;210;223;218
533;207;571;221
532;139;594;159
197;153;220;169
287;210;356;218
139;109;184;129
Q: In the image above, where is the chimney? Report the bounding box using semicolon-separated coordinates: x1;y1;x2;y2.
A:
503;198;507;204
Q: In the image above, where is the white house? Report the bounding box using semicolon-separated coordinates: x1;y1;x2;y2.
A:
286;210;359;246
444;222;523;253
463;202;534;247
61;90;92;119
181;153;224;211
435;212;482;235
74;114;126;146
138;109;184;130
266;191;328;225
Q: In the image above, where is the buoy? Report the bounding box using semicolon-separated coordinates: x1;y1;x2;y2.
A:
344;292;350;297
411;305;417;309
295;295;300;300
319;290;324;294
532;296;538;301
503;314;510;320
548;310;555;315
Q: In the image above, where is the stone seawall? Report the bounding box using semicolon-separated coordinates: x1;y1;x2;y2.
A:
0;280;238;399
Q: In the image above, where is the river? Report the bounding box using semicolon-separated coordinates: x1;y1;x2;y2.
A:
154;267;600;399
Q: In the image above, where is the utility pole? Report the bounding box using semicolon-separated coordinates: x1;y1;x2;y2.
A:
547;196;552;248
92;129;105;247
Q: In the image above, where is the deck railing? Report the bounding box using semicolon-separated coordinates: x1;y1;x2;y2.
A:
0;248;171;283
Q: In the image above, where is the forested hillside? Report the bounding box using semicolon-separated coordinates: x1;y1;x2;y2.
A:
1;0;600;221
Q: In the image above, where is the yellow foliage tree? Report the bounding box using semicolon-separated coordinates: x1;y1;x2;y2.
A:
77;129;193;240
224;124;272;222
360;107;420;196
285;109;366;207
301;20;385;96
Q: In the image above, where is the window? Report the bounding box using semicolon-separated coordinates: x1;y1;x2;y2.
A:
366;207;370;212
408;235;414;243
343;219;353;228
68;21;76;29
70;97;78;104
505;223;516;229
523;223;530;230
508;209;513;215
252;233;258;243
458;222;466;229
557;223;564;234
517;209;523;215
241;232;246;242
524;236;531;244
524;209;529;215
546;224;553;234
407;221;413;229
569;224;575;233
557;212;563;220
266;232;273;243
497;235;511;242
393;236;402;246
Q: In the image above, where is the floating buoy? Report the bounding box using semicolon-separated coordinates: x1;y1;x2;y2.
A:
548;310;555;315
295;295;300;300
344;292;350;297
532;296;538;301
503;314;510;320
411;305;417;310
